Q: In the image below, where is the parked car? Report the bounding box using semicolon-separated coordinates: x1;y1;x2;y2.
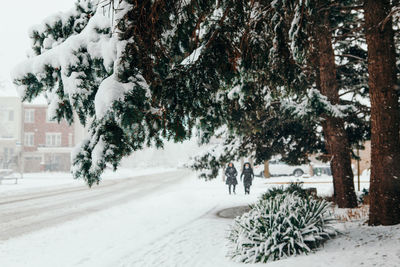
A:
254;160;331;177
254;159;310;177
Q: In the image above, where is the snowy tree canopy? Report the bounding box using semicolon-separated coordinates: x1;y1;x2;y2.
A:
13;0;369;184
13;0;237;184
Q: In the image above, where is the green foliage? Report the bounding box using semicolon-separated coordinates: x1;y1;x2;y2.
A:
14;0;110;126
30;0;95;56
260;182;309;201
228;190;336;263
190;0;369;179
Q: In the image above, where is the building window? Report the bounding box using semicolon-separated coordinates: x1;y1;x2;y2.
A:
46;133;62;147
0;109;14;122
25;109;34;123
8;110;14;121
24;132;34;146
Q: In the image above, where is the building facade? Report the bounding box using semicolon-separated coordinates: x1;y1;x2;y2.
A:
0;95;22;170
22;98;75;172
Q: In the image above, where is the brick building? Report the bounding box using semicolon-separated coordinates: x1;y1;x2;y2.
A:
22;97;75;172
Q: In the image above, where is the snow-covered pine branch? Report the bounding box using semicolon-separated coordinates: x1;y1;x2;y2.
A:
12;0;369;189
13;0;231;185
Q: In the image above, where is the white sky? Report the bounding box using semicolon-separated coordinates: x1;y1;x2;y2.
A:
0;0;75;88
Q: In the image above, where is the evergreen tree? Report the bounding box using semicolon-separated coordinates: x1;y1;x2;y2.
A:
13;0;369;207
200;0;367;207
310;0;358;207
192;1;369;196
13;0;232;185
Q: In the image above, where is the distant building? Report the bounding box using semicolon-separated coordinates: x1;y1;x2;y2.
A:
0;93;21;169
1;81;88;173
22;96;77;172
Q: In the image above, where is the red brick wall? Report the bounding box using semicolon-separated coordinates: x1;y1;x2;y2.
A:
23;106;74;152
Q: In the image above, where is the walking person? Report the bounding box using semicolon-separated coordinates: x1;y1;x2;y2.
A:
225;163;238;194
241;162;254;195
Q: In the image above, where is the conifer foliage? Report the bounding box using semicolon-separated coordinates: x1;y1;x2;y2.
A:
13;0;368;198
13;0;229;185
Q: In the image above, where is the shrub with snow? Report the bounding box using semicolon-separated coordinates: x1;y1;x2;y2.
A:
259;182;309;201
227;191;336;263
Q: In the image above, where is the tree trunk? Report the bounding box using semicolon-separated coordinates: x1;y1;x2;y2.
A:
314;9;358;208
365;0;400;225
264;160;270;178
222;163;226;182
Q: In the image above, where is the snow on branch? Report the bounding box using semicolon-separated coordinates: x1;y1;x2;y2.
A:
282;88;356;119
13;3;117;125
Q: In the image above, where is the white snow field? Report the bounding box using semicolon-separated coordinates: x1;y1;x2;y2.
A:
0;169;399;267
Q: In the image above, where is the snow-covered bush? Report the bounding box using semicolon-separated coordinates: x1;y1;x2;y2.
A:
259;182;308;200
227;191;336;263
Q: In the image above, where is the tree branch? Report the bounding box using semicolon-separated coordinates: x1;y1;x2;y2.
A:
380;6;400;31
335;54;366;62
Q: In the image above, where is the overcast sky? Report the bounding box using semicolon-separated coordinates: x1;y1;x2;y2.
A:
0;0;74;87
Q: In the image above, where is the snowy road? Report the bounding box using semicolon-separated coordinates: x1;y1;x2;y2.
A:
0;170;188;241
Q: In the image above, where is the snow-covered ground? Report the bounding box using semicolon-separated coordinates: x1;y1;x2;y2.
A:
0;169;398;267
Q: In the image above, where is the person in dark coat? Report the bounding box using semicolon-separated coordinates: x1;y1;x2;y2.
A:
241;162;254;195
225;163;238;194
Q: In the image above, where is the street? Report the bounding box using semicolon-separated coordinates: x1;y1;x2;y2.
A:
0;170;188;241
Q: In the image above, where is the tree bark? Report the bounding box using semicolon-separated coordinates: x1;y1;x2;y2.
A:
264;160;270;178
222;163;226;182
314;9;358;208
364;0;400;225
